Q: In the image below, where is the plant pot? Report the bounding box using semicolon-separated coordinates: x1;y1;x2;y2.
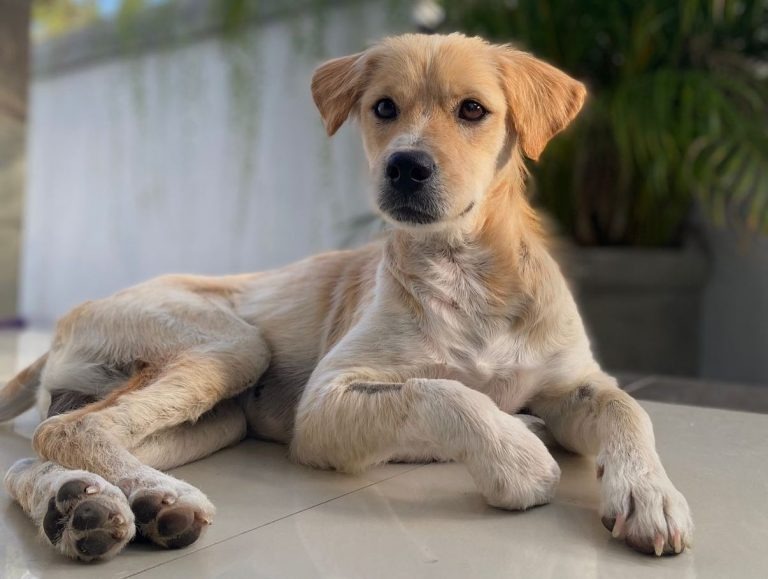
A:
561;243;709;376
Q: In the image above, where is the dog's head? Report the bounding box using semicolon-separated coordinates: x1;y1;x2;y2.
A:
311;33;586;232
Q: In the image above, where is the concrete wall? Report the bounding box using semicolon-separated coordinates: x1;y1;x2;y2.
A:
700;229;768;385
21;0;407;324
0;0;29;321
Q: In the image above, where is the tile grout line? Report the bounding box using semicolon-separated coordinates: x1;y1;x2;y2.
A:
122;463;427;578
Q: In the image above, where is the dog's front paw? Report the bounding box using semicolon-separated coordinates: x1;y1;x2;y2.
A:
469;415;561;510
599;461;693;556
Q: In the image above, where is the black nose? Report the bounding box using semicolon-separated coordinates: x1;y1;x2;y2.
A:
385;150;435;194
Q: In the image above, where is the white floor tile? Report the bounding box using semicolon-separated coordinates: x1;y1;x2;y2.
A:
2;330;767;578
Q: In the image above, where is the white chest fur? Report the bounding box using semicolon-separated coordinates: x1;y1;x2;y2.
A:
387;241;545;410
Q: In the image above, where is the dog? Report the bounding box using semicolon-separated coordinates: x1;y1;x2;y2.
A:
0;33;692;562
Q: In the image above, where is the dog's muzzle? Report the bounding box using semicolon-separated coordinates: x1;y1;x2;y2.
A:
378;149;441;224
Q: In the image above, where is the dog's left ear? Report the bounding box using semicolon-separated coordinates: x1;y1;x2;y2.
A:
311;52;370;136
497;48;586;161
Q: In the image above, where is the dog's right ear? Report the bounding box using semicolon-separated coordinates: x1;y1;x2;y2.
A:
311;52;369;136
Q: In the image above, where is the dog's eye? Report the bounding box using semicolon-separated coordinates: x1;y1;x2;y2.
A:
374;98;398;120
458;100;487;122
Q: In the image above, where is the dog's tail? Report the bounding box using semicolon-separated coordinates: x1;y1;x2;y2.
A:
0;353;48;423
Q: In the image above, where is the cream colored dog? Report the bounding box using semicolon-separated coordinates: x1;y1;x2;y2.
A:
1;33;692;562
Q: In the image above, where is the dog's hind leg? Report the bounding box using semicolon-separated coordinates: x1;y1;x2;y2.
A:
3;399;248;562
4;459;135;561
31;332;269;552
131;398;248;471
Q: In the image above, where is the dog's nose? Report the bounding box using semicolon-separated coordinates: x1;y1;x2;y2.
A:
385;150;435;194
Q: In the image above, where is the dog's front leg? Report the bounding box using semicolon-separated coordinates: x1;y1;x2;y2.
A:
530;372;693;556
291;372;560;510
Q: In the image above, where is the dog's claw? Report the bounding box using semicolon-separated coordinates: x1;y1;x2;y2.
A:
85;485;99;495
611;513;627;539
653;533;665;557
672;530;682;554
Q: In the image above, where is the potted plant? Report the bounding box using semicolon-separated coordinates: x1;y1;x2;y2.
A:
436;0;768;375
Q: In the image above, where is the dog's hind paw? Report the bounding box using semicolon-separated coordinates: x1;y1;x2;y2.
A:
41;473;135;561
120;474;214;549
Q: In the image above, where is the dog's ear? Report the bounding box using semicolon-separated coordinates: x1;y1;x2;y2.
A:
311;52;370;136
497;48;586;161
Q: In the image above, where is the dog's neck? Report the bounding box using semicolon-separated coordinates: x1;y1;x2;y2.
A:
385;156;545;315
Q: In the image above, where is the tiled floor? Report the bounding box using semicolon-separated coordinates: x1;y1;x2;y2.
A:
1;330;767;578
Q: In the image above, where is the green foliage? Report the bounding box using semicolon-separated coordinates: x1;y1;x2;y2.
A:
214;0;255;37
117;0;148;20
33;0;99;40
442;0;768;246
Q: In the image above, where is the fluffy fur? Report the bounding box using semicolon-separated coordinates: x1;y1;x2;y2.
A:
1;33;691;562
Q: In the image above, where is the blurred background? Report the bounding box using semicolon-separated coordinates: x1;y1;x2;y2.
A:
0;0;766;388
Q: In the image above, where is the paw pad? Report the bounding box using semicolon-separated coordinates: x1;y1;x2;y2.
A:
71;500;110;531
129;489;211;550
43;477;134;561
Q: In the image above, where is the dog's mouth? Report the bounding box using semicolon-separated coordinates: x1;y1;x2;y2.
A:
384;205;440;224
378;188;443;225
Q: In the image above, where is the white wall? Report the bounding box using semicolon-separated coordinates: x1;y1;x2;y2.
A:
21;1;405;323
